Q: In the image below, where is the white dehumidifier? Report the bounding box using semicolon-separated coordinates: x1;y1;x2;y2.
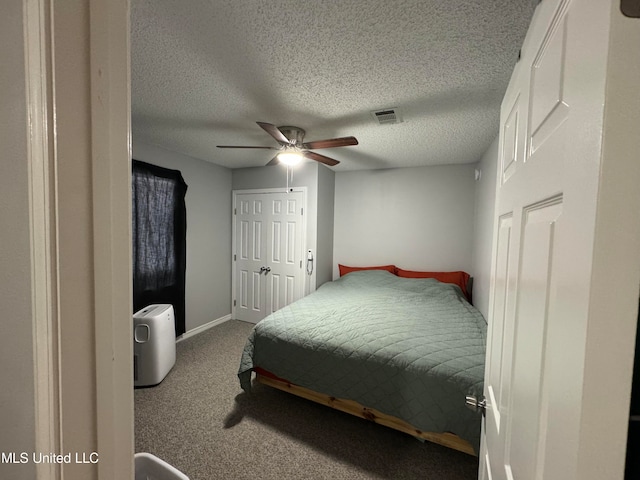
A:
133;304;176;387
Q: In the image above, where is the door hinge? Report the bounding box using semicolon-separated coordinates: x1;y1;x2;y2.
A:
300;260;302;268
234;208;237;215
233;254;236;261
621;0;640;18
233;299;236;307
301;207;303;215
465;395;487;416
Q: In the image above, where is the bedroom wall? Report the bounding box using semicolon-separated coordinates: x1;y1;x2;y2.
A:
333;165;476;279
471;137;499;320
132;141;232;333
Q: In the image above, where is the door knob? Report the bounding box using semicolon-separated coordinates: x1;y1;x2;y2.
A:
465;395;487;415
259;266;271;274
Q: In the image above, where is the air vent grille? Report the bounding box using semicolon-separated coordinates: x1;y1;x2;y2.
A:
372;108;402;125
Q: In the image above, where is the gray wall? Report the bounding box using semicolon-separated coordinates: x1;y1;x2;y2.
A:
133;142;232;332
316;165;336;288
471;137;499;320
333;165;477;279
0;2;37;478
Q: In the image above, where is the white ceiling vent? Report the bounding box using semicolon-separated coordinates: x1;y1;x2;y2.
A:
371;108;402;125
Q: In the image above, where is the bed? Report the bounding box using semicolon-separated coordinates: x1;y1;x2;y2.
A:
238;269;487;454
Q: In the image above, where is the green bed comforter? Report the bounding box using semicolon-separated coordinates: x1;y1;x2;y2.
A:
238;269;487;452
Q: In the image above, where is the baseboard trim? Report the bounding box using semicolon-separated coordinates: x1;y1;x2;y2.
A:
176;314;232;343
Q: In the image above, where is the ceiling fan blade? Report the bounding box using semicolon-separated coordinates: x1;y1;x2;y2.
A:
303;151;340;167
257;122;290;144
301;136;358;150
216;145;278;149
266;156;280;166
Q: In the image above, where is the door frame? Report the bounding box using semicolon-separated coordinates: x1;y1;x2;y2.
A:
21;0;134;478
231;187;308;321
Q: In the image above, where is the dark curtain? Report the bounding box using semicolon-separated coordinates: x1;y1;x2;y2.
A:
132;160;188;336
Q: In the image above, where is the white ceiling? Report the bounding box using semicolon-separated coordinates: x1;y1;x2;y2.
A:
131;0;537;171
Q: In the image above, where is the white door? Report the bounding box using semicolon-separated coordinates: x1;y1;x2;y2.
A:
234;190;305;323
480;1;640;479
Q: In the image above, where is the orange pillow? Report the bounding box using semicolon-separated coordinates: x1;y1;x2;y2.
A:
339;264;397;277
396;268;471;301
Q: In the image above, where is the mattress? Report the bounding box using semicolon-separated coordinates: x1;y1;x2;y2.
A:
238;269;487;452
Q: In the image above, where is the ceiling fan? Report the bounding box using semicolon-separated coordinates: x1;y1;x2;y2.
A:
216;122;358;167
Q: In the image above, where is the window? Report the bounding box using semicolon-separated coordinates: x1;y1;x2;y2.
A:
132;160;188;336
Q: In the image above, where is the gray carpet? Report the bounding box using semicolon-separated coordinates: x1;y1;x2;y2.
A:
135;320;479;480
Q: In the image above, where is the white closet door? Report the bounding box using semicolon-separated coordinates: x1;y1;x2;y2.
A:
234;190;305;323
235;193;267;323
264;192;304;315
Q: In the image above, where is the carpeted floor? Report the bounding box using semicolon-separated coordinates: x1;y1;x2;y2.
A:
135;320;479;480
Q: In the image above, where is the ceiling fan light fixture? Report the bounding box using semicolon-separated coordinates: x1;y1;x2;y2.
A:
219;122;353;167
277;150;303;166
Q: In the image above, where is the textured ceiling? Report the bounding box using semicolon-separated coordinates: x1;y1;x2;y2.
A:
131;0;537;171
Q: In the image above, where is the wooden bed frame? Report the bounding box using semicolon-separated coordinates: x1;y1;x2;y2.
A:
256;373;477;456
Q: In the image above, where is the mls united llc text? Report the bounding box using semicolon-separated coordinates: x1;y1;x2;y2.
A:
1;452;99;464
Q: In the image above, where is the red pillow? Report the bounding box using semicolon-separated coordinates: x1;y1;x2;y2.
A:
396;268;471;301
339;264;397;277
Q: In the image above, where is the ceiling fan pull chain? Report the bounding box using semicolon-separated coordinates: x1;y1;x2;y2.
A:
285;164;291;192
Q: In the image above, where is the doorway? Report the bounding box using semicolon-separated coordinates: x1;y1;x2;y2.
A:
232;188;307;323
